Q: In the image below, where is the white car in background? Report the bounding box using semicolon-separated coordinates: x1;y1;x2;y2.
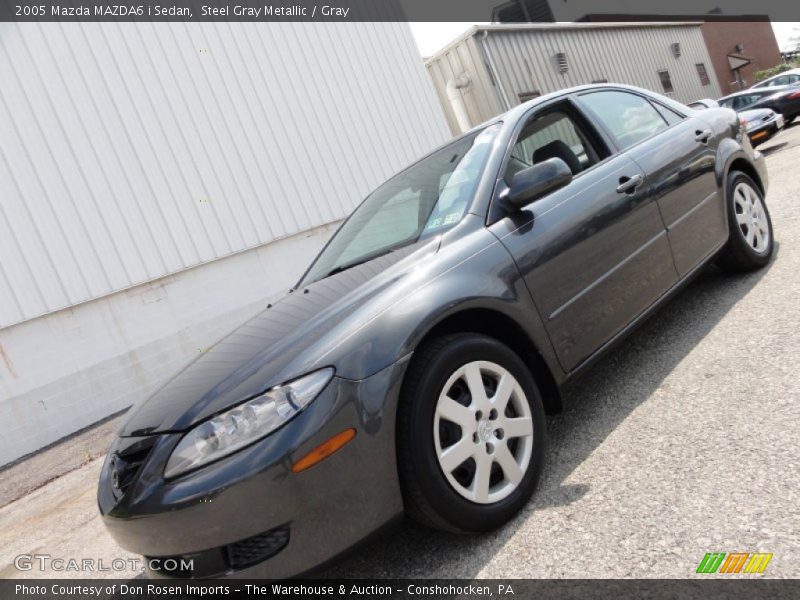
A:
751;68;800;90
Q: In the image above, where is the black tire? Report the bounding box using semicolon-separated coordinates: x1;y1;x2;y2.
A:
716;170;774;272
397;333;546;533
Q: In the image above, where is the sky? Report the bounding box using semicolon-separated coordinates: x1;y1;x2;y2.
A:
409;22;800;58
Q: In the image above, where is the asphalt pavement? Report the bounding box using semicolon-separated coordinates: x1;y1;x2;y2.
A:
1;123;799;580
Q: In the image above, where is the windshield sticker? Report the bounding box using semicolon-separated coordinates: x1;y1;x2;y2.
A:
425;211;462;232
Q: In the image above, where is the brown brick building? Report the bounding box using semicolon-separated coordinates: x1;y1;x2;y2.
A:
698;19;782;95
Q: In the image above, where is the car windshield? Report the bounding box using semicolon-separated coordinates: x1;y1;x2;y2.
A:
301;124;500;283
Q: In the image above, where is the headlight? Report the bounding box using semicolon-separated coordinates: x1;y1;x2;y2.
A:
164;368;334;478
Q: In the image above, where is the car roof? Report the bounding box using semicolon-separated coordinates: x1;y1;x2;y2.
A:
497;82;686;123
461;83;615;134
426;83;686;165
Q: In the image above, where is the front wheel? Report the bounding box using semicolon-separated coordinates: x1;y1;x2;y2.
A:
716;171;774;272
397;333;546;533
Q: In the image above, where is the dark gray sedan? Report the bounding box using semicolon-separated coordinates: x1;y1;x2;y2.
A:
99;84;773;579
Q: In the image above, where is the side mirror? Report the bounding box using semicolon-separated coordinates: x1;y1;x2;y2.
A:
504;157;573;210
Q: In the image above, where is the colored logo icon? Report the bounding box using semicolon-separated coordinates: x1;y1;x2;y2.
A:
696;552;773;574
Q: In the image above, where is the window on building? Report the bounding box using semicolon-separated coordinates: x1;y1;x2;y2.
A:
518;91;541;103
696;63;711;86
591;78;608;84
579;90;670;150
658;70;674;94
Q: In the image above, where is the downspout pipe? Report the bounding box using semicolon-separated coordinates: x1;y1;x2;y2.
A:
446;74;472;134
480;29;513;112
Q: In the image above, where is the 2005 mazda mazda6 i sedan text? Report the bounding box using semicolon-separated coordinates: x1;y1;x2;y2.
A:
99;84;773;578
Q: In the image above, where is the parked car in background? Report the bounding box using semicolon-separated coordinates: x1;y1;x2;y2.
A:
737;108;784;146
99;84;773;580
689;99;783;146
750;68;800;90
718;86;800;123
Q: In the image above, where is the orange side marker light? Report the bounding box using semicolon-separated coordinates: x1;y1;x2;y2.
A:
291;428;356;473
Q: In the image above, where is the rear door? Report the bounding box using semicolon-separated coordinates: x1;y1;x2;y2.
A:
489;98;678;373
576;89;725;277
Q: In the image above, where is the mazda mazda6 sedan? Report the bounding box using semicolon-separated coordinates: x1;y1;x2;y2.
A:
99;84;773;579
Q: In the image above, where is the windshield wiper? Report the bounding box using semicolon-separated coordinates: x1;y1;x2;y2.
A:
324;241;415;279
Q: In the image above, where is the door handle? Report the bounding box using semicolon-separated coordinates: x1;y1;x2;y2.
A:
695;129;712;143
616;174;643;194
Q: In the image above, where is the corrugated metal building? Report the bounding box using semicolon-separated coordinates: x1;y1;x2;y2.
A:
0;22;450;465
426;23;722;134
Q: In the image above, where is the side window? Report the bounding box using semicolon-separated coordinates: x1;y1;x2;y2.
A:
504;107;603;183
737;95;760;110
773;75;789;86
652;102;685;126
579;90;669;150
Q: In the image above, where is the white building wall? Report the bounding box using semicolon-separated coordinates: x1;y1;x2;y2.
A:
0;22;450;465
0;224;338;465
0;21;449;328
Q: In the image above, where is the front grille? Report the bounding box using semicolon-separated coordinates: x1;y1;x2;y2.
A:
226;526;290;570
110;437;157;498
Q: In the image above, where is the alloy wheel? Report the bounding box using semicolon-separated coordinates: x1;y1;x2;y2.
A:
433;361;534;504
733;182;770;253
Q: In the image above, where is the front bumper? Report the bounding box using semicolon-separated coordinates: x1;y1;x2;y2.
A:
747;116;782;146
98;358;410;579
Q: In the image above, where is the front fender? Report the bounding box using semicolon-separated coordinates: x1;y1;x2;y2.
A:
708;110;768;196
315;226;561;385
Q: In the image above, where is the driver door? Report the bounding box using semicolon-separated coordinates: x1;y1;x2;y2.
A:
490;99;678;373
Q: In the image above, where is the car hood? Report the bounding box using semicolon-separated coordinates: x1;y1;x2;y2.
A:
119;238;441;436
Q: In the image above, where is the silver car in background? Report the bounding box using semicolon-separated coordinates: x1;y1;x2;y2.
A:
688;99;784;147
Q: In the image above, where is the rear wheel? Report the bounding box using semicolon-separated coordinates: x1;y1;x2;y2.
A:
717;171;773;272
397;333;546;533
